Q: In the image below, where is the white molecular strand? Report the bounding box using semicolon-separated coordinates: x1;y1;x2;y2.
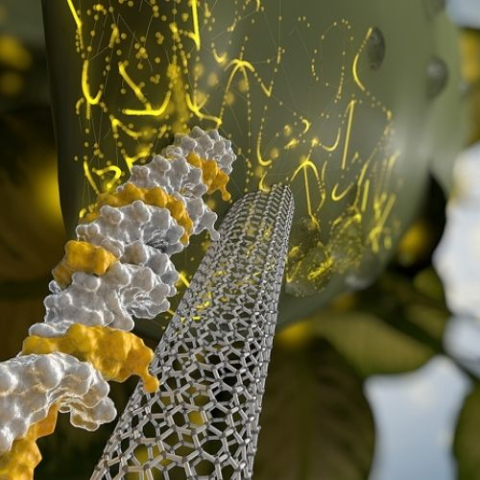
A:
128;158;220;240
2;128;237;467
166;126;236;175
0;352;116;455
29;128;236;339
76;202;185;258
30;261;178;337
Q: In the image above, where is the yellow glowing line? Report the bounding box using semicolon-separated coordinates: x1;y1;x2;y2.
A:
304;167;313;216
93;4;107;13
110;118;143;140
119;62;151;106
331;182;355;202
291;159;320;183
109;25;119;48
123;91;172;116
66;0;84;51
91;166;122;177
353;27;373;92
285;139;299;150
291;158;321;217
259;172;271;192
187;0;201;51
388;151;400;169
352;53;365;92
82;61;102;106
301;119;311;134
185;93;222;126
178;272;190;288
368;195;396;252
226;58;254;78
313;128;342;153
212;48;227;64
357;160;371;187
341;100;356;170
75;98;85;115
83;160;100;194
260;82;273;97
124;146;153;171
256;133;272;167
220;58;252;116
92;166;123;191
361;179;370;212
204;2;212;18
225;58;272;98
324;129;342;152
379;195;396;227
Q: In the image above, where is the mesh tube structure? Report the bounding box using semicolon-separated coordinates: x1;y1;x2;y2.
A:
92;185;295;480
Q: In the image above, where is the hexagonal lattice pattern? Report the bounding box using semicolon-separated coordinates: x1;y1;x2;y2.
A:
92;186;294;479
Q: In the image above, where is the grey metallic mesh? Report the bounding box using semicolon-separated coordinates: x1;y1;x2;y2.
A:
92;185;295;480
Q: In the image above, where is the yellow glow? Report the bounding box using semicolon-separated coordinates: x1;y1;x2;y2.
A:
0;36;31;70
331;182;355;202
83;159;100;194
123;91;172;116
31;156;64;227
81;60;102;106
91;165;123;191
352;27;373;92
187;0;201;51
119;61;150;106
0;71;24;95
67;0;85;51
178;272;191;288
341;100;356;170
292;158;321;217
186;93;222;126
110;117;143;140
212;48;228;65
63;3;400;294
256;132;272;167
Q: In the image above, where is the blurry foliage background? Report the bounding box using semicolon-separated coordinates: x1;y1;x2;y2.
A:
0;0;480;479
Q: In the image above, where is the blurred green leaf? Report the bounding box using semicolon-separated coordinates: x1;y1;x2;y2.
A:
454;383;480;480
254;338;375;480
309;312;438;378
286;268;451;379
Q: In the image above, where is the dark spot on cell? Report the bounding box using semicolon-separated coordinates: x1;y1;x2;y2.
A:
367;28;386;70
427;57;449;99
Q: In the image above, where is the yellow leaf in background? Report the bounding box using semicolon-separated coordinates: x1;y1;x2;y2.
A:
0;112;65;283
460;29;480;143
0;109;66;358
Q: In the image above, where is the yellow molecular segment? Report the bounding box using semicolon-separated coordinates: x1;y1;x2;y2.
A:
187;153;231;202
82;183;194;243
22;324;159;393
52;240;118;288
0;405;58;480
